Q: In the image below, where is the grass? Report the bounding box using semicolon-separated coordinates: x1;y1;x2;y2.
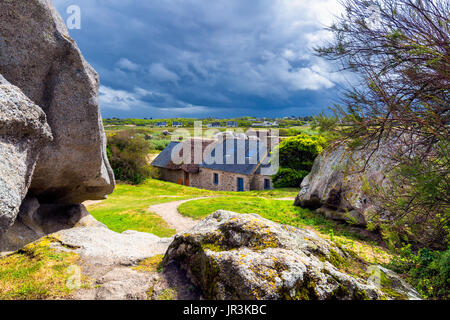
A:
179;196;350;236
0;178;393;299
87;178;391;278
133;254;165;273
178;196;392;266
86;179;299;237
86;179;390;267
0;238;87;300
87;179;216;237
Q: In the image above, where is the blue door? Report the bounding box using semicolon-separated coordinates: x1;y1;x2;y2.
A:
237;178;244;192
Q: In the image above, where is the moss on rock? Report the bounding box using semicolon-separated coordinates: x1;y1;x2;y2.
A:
0;237;86;300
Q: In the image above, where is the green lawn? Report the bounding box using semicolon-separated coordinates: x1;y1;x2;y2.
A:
178;196;392;269
179;196;314;223
0;238;88;300
178;196;366;241
87;179;299;237
86;179;214;237
86;179;391;266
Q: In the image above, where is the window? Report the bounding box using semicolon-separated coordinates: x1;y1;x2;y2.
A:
213;173;219;185
264;179;271;190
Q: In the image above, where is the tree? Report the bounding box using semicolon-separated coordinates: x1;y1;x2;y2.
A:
107;130;153;184
315;0;449;247
273;134;326;187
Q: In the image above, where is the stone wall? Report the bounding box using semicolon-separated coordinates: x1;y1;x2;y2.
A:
159;167;273;192
190;168;251;192
250;174;273;191
159;168;185;185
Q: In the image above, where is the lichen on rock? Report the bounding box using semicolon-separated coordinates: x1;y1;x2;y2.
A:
163;210;419;300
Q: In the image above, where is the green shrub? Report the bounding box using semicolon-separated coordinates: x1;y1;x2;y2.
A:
107;130;152;184
273;134;326;187
278;134;326;170
152;139;171;151
272;168;309;188
388;245;450;299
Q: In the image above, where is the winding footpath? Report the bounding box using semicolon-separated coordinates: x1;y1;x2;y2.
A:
148;196;296;233
148;197;214;233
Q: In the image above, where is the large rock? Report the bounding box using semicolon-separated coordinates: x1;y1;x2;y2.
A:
0;75;52;236
51;226;172;266
163;210;420;300
0;0;115;204
294;144;392;225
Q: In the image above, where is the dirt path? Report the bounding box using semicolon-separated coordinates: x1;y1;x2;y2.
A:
149;196;295;233
148;197;214;233
82;200;104;207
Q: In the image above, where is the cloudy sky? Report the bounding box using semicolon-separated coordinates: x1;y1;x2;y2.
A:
53;0;345;119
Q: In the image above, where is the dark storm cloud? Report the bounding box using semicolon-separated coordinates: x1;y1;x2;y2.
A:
53;0;345;118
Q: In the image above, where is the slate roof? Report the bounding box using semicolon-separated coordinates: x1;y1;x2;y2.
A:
255;153;278;176
151;141;179;168
151;139;215;173
152;138;274;176
200;139;270;175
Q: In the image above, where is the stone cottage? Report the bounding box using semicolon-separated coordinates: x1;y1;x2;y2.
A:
151;137;278;192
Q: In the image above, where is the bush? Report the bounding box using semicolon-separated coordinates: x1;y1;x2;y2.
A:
388;245;450;299
152;139;171;151
278;134;326;170
107;130;152;184
272;134;326;187
279;128;302;137
272;168;309;188
370;143;450;248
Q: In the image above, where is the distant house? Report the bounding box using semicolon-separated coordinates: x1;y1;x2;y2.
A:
207;122;222;128
151;138;276;191
227;121;238;128
172;121;183;128
155;122;168;127
251;121;278;127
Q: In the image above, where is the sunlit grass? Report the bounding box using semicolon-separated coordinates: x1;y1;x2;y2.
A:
86;178;391;269
0;238;88;300
87;179;215;237
178;196;392;267
86;179;300;237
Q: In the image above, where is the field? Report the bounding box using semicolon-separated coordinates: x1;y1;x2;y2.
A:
86;179;392;268
86;179;300;236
